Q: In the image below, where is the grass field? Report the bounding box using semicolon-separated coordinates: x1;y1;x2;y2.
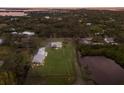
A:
26;41;76;84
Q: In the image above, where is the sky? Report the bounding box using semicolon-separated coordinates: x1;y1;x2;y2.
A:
0;0;123;7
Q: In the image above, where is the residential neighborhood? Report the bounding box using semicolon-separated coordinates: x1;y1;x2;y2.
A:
0;8;124;85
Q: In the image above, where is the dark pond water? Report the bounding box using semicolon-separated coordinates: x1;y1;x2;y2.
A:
80;56;124;85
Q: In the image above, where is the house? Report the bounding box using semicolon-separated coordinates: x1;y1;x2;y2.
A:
10;18;18;21
95;32;104;36
10;28;16;31
32;47;48;66
22;31;35;36
81;37;93;44
0;39;3;45
44;16;50;19
86;23;92;26
11;31;35;36
104;37;114;43
51;42;62;49
79;19;83;23
11;31;18;35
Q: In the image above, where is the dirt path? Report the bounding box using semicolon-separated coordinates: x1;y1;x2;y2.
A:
73;51;86;85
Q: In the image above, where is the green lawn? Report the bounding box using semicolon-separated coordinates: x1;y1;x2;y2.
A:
26;42;76;84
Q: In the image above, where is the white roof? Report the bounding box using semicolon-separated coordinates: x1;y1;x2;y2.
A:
44;16;50;19
11;32;17;35
51;42;62;48
22;31;35;36
86;23;92;26
0;39;3;44
104;37;114;43
51;42;62;44
81;37;93;44
32;47;47;64
11;31;35;36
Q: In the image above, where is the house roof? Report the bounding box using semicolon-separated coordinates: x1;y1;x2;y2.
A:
51;42;62;47
80;37;93;44
32;47;47;64
11;32;17;35
0;39;3;44
104;37;114;43
44;16;50;19
11;31;35;36
86;23;92;26
22;31;35;36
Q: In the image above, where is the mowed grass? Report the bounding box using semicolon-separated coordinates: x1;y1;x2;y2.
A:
26;42;76;84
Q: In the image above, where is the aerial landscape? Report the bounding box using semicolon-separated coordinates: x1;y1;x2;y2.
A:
0;7;124;85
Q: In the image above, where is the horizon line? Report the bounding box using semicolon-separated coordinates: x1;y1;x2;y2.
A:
0;7;124;9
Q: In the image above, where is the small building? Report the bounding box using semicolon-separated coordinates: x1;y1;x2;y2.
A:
81;37;93;44
10;18;18;21
0;39;3;45
51;42;62;49
11;31;18;35
86;23;92;26
44;16;50;19
10;28;16;31
32;47;48;66
11;31;35;36
111;42;118;45
95;32;104;36
22;31;35;36
104;37;114;43
78;19;83;23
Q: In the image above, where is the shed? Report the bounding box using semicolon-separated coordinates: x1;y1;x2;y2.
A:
104;37;114;43
11;32;18;35
51;42;62;49
0;39;3;45
32;47;47;65
22;31;35;36
86;23;92;26
81;37;93;44
44;16;50;19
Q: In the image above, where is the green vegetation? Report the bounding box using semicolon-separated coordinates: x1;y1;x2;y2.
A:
1;9;124;84
78;44;124;67
0;52;31;84
0;71;16;85
26;42;76;84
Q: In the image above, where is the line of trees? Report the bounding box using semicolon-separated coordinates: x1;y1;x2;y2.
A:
78;44;124;68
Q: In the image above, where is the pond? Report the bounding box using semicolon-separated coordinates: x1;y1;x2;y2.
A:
80;56;124;85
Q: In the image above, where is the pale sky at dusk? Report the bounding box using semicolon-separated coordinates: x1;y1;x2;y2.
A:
0;0;123;7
